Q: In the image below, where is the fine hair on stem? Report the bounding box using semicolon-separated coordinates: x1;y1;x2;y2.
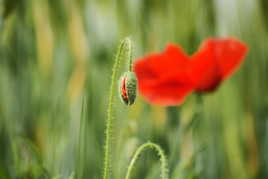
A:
102;37;133;179
125;142;169;179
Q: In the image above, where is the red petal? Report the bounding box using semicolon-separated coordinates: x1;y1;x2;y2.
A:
121;77;127;99
141;81;193;106
214;38;248;79
189;37;248;92
189;39;222;92
134;44;193;106
147;44;190;79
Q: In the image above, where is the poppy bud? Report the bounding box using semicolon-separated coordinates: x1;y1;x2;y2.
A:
119;72;137;105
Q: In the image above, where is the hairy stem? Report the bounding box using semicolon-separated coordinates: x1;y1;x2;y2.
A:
103;38;132;179
125;142;169;179
125;38;133;71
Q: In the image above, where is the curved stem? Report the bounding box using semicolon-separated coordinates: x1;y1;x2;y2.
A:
125;142;169;179
125;37;133;71
103;38;132;179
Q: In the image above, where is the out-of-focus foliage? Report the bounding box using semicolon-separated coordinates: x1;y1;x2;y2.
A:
0;0;267;179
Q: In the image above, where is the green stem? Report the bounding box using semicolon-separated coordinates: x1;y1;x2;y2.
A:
192;94;205;175
125;142;169;179
103;38;132;179
125;37;133;71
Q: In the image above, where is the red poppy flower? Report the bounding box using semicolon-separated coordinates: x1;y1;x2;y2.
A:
134;44;194;106
189;37;248;92
134;37;248;106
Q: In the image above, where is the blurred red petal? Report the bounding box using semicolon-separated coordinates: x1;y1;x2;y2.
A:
134;44;193;106
215;38;248;79
141;82;193;106
190;39;222;92
190;37;248;92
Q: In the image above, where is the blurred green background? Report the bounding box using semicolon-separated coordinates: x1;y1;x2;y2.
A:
0;0;268;178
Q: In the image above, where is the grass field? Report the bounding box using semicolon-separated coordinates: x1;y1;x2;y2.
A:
0;0;268;178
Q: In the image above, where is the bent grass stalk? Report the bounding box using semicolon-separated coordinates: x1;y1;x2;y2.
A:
125;142;169;179
103;38;133;179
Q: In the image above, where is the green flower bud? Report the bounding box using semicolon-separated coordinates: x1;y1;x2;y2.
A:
119;72;137;105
